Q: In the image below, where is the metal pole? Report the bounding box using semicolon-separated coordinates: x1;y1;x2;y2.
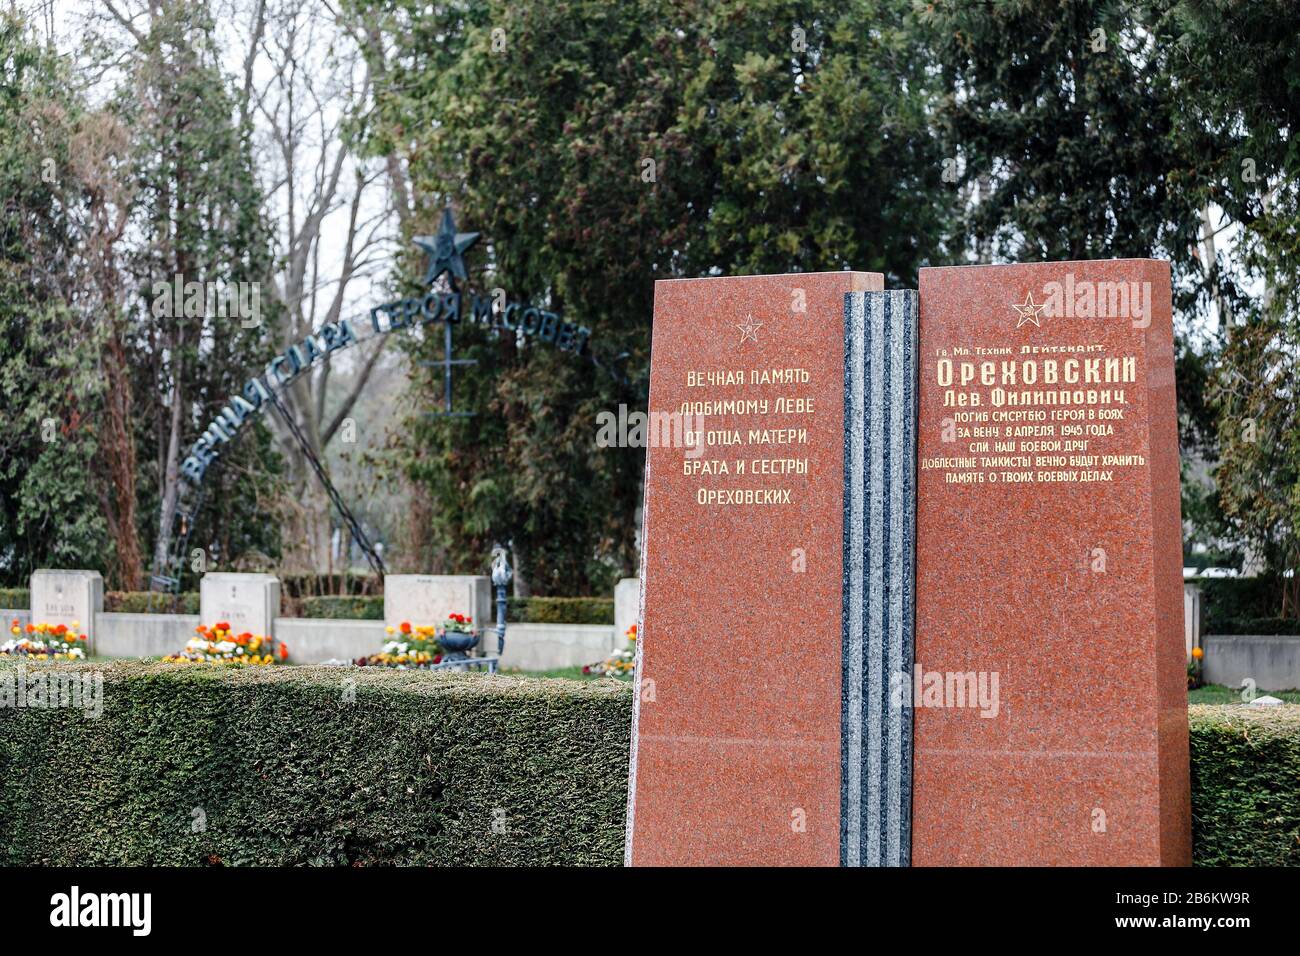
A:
491;545;512;655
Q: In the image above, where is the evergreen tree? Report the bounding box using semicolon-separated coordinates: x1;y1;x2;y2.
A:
105;1;284;581
1163;0;1300;609
0;15;109;583
920;0;1201;264
360;0;950;592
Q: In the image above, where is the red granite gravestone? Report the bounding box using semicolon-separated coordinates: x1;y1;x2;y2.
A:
626;271;882;866
912;260;1190;866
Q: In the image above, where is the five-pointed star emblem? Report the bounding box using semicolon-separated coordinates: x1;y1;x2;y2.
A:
1012;291;1046;328
413;207;480;286
736;315;762;344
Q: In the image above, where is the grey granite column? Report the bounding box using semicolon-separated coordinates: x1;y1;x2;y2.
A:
841;289;917;867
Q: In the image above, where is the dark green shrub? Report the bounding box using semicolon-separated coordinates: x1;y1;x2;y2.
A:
1228;617;1300;636
5;584;619;626
1189;705;1300;865
0;589;200;615
105;591;201;615
298;595;384;620
1;663;1298;866
292;594;613;624
506;597;614;625
1199;576;1298;635
0;660;630;866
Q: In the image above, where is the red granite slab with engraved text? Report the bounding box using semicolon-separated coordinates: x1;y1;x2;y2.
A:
627;271;882;866
913;261;1190;866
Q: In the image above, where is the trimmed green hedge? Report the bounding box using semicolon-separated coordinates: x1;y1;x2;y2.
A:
0;660;630;866
1199;576;1300;635
297;595;384;620
3;664;1294;867
299;595;615;625
1189;704;1300;865
0;590;200;615
2;588;615;625
106;591;200;614
507;597;614;625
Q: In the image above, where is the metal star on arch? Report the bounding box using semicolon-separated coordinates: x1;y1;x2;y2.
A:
413;207;480;286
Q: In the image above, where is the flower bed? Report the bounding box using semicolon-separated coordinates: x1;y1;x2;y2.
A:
356;615;479;668
359;620;444;668
163;622;288;667
2;620;88;661
583;624;636;679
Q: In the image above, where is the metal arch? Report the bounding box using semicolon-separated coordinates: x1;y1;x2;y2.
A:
147;319;639;596
263;388;386;576
149;210;643;596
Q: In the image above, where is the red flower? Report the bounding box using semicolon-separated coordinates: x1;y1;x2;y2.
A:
278;643;288;660
400;621;412;634
55;624;68;635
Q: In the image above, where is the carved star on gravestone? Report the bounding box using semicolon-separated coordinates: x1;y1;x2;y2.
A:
1012;291;1046;328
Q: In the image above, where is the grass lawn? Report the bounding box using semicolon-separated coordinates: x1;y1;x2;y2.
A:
1188;683;1300;704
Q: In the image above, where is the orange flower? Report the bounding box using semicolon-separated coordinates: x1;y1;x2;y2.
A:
25;624;34;634
1191;647;1204;660
55;624;68;635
